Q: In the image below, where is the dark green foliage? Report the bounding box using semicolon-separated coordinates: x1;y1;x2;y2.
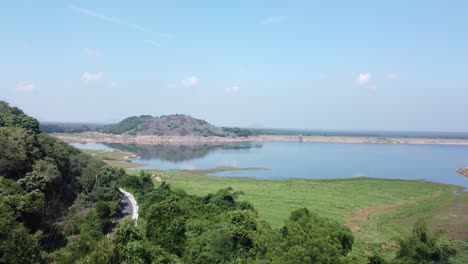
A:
0;101;122;262
396;219;456;263
192;126;226;137
0;127;40;178
78;166;123;203
0;101;40;133
113;217;152;263
100;115;147;134
0;204;42;263
146;198;187;255
39;122;99;134
202;187;248;210
368;253;388;264
222;127;257;137
266;208;354;264
0;184;43;263
78;217;175;264
19;170;51;192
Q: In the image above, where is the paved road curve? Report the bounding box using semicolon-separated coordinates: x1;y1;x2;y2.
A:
119;187;139;227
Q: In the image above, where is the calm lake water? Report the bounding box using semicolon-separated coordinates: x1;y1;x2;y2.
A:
71;142;468;188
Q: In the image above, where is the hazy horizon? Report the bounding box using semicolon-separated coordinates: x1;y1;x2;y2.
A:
38;118;468;135
2;1;468;132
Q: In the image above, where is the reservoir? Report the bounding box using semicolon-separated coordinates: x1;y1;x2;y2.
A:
71;141;468;188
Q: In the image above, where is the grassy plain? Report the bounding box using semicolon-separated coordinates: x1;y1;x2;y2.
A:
81;149;144;168
127;168;468;262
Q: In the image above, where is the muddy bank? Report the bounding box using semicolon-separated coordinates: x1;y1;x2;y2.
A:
53;132;468;146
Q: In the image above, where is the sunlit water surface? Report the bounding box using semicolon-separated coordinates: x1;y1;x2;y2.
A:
72;141;468;188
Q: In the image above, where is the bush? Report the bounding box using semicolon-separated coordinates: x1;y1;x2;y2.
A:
396;219;456;263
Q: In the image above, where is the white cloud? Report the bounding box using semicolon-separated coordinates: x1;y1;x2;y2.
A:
386;73;399;80
16;81;35;92
225;86;240;94
181;76;199;87
84;48;102;58
356;73;371;86
261;16;285;25
82;72;103;81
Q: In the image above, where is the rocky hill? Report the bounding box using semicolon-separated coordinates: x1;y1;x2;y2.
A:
100;114;246;137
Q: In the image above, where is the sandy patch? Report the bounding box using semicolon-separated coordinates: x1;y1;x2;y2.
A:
53;132;468;146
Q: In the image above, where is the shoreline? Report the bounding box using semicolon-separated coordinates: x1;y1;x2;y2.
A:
53;132;468;146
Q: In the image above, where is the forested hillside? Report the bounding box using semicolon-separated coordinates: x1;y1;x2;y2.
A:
0;101;123;262
100;114;255;137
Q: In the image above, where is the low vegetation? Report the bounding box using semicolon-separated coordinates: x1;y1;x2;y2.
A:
133;168;467;263
80;148;144;168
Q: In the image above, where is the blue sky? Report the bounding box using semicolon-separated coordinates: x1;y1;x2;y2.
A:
1;1;468;131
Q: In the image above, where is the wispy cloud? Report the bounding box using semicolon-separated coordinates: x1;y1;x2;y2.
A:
386;73;399;80
82;72;103;81
69;5;170;38
181;76;200;88
261;16;285;25
356;73;371;86
16;81;35;92
84;48;102;58
225;86;240;94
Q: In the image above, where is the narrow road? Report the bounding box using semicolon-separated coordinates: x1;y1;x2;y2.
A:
119;187;139;227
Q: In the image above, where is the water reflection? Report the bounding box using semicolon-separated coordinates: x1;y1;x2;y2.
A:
106;142;263;162
71;141;468;188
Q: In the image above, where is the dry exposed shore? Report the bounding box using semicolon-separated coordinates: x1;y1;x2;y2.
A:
54;132;468;146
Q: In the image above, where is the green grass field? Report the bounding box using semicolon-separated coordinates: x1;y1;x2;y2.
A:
128;168;468;263
81;149;144;168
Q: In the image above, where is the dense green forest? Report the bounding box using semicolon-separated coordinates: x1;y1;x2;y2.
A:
0;101;122;263
0;101;458;263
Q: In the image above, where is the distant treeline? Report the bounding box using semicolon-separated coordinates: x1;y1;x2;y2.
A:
39;120;468;139
247;128;468;139
39;122;105;133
